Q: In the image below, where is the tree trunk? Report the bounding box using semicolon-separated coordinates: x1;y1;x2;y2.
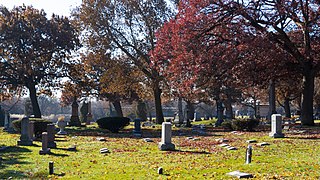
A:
153;83;164;124
28;82;41;118
284;98;291;118
215;100;224;126
112;100;123;117
267;79;277;120
178;96;183;124
301;69;315;126
136;100;147;121
186;100;195;120
224;96;233;120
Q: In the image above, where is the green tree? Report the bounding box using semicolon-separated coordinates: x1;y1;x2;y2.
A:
0;5;80;118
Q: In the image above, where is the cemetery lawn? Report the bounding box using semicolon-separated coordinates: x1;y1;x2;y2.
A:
1;123;320;179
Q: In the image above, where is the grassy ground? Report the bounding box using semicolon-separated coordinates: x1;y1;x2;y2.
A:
1;122;320;179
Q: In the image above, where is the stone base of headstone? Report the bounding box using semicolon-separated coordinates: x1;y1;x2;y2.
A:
69;116;81;126
269;132;284;138
39;148;51;155
17;140;33;146
158;142;175;151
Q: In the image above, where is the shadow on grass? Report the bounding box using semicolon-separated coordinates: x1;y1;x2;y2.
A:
0;170;27;179
0;146;32;179
164;149;211;155
48;152;69;157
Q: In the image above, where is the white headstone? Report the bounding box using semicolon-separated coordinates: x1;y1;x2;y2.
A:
158;122;175;151
269;114;284;138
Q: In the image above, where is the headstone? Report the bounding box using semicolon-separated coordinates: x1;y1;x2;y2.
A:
246;140;257;143
133;118;142;137
69;97;81;126
194;112;201;121
227;171;253;178
158;122;175;151
28;121;35;140
49;161;54;175
39;132;51;155
246;145;252;164
47;124;57;148
158;167;163;174
17;117;33;146
269;114;284;138
227;147;237;150
86;101;93;125
216;138;229;143
219;143;229;147
100;148;110;154
257;142;270;146
97;137;107;141
67;145;77;151
143;138;154;142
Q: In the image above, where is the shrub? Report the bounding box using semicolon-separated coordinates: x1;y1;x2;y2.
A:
221;120;232;130
231;118;259;131
12;118;52;137
96;117;130;133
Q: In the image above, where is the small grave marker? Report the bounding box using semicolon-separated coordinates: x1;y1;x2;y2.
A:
246;145;252;164
100;148;110;154
158;167;163;175
143;138;154;142
49;161;54;175
39;132;51;155
227;171;253;178
246;140;257;143
257;142;270;146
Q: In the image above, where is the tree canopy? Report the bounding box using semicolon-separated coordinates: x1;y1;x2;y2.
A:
0;5;80;117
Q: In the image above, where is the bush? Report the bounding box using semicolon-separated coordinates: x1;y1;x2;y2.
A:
231;118;259;131
12;118;52;137
221;120;232;130
96;117;130;133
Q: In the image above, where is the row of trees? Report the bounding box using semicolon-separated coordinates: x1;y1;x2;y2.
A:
0;1;319;126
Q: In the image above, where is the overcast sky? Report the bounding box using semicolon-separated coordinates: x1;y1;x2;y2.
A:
0;0;81;17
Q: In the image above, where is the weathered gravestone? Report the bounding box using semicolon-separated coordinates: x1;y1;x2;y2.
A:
269;114;284;138
158;122;175;151
133;118;142;137
39;132;51;155
47;124;57;148
69;97;81;127
17;117;33;146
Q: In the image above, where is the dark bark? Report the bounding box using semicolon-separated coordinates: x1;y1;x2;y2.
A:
178;96;183;124
27;82;41;118
112;100;123;117
153;83;164;124
215;100;224;126
267;79;277;120
136;100;147;121
186;100;195;120
301;69;315;126
284;98;291;118
224;95;233;120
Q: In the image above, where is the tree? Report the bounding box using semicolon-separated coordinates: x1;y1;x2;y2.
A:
73;0;174;124
0;5;80;118
223;0;320;125
153;0;320;125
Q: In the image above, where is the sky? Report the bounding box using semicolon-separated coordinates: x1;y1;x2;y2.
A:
0;0;81;17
